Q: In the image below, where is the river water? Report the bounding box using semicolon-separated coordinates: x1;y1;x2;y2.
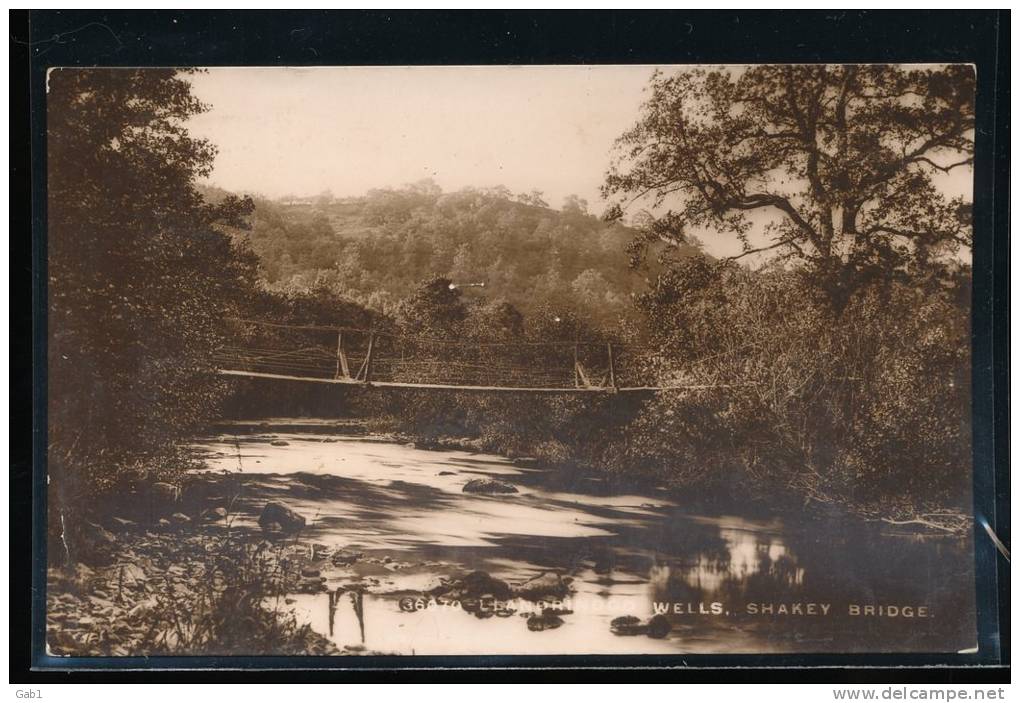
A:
195;422;976;656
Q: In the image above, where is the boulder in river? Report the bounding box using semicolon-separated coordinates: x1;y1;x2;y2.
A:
527;612;565;632
262;521;283;536
609;614;670;638
610;615;646;636
201;507;228;523
460;570;512;599
270;439;290;447
170;512;191;526
258;502;306;535
462;478;518;495
332;549;363;567
647;614;672;639
151;482;181;503
513;571;572;600
107;516;137;533
432;570;512;600
295;574;328;594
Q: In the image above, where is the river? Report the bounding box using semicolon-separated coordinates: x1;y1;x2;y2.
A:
194;420;977;656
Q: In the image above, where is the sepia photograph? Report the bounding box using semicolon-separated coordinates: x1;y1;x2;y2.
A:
42;60;982;660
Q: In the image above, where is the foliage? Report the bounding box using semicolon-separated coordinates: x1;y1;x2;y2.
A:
628;255;972;510
234;277;387;333
45;526;337;656
604;65;975;309
397;276;467;331
47;69;259;504
138;534;332;655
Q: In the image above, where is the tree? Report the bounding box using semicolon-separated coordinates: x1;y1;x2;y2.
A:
516;190;549;208
571;268;628;321
467;300;524;340
314;189;335;207
561;194;589;215
604;65;975;308
397;276;467;332
47;69;258;515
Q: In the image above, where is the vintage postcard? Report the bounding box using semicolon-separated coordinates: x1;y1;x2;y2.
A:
45;63;978;658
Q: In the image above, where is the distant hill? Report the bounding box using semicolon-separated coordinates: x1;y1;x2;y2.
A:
200;180;701;328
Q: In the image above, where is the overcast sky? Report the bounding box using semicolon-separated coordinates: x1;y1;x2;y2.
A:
186;66;660;211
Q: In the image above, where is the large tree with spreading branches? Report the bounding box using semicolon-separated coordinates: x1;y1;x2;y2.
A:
604;64;974;308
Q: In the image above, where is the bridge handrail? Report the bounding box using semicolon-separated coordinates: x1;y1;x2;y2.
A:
224;316;652;350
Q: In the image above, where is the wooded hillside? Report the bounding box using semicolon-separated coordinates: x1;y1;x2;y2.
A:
203;181;701;328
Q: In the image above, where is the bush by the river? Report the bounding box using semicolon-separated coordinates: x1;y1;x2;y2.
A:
629;257;972;514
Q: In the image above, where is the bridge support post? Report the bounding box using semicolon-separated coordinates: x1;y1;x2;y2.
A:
607;342;618;392
573;342;580;388
363;332;375;384
335;332;351;380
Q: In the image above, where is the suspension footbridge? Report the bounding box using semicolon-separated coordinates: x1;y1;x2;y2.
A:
213;318;680;394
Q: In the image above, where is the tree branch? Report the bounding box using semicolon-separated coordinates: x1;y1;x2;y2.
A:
722;238;800;261
912;156;974;173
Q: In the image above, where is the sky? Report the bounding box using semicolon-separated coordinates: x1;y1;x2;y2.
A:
186;66;660;211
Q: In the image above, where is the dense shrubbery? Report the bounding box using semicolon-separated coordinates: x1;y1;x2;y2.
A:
46;527;337;656
628;256;972;512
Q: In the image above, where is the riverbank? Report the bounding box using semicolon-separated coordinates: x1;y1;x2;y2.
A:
368;424;972;537
46;521;341;656
214;416;972;535
46;495;626;657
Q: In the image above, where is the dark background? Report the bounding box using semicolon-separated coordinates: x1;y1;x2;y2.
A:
10;9;1009;683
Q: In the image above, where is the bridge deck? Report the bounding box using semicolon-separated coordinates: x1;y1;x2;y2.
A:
216;368;665;393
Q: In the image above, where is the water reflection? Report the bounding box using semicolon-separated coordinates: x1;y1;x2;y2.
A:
660;528;805;595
